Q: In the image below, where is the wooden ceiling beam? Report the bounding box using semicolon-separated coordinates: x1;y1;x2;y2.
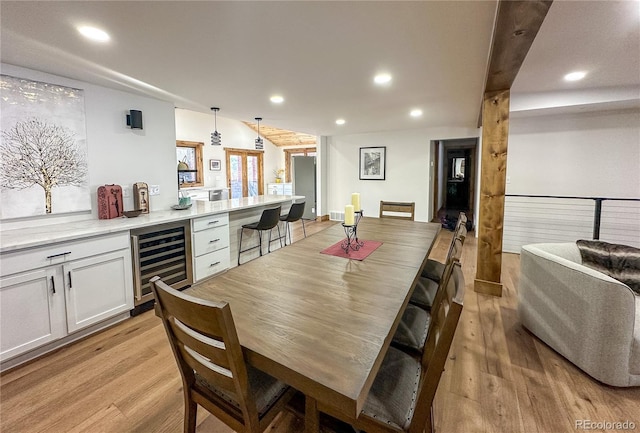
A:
477;0;553;127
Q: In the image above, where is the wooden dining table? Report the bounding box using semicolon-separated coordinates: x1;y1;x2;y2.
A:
187;217;441;432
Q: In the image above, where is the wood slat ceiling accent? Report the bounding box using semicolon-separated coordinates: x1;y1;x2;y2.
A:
243;122;317;147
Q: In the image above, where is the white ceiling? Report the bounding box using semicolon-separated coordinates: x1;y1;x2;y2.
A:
1;1;638;136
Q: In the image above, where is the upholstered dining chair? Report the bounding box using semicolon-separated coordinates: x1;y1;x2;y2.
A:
379;201;415;221
279;201;306;245
150;276;295;433
422;212;467;283
311;262;465;433
238;206;282;265
392;251;461;356
410;235;464;312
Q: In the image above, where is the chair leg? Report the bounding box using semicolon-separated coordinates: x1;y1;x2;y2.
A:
184;395;197;433
301;218;306;238
259;231;263;256
238;228;244;266
277;224;283;248
286;222;291;245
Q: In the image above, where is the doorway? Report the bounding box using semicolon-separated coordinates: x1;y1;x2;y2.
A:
225;148;264;199
431;138;477;228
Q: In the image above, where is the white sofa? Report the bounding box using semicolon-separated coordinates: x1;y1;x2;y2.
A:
519;243;640;387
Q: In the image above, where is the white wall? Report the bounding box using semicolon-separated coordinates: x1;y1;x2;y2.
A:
174;108;284;191
507;109;640;198
327;127;479;222
1;64;177;230
502;108;640;252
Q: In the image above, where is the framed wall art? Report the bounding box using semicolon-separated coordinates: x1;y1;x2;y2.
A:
210;159;221;171
0;75;90;219
359;146;386;180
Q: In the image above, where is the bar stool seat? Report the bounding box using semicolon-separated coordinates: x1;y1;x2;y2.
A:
238;206;282;265
279;202;306;245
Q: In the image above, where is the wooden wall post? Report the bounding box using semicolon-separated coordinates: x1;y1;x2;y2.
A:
474;89;510;297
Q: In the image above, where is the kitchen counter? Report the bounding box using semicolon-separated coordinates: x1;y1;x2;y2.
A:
0;195;302;253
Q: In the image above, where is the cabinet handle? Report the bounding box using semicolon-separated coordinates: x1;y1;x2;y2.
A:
209;239;220;243
209;261;221;267
51;276;56;294
208;220;219;225
46;251;71;259
68;271;72;289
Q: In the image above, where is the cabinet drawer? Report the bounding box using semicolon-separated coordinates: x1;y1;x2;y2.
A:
192;213;229;232
193;225;230;257
0;232;130;277
194;248;230;282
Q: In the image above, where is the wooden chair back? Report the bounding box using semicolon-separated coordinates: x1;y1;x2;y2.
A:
150;276;264;432
410;261;465;433
379;201;415;221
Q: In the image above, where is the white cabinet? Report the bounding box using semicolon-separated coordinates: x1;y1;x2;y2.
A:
267;183;293;195
0;233;133;363
0;268;65;361
191;213;230;282
63;250;133;333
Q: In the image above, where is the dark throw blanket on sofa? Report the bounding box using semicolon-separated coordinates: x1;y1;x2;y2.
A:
576;240;640;295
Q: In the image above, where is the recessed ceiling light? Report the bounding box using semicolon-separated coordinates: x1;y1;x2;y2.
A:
335;119;346;125
270;95;284;104
564;71;587;82
77;26;110;43
410;109;423;118
373;73;392;85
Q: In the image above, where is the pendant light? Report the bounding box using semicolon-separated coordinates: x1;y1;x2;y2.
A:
210;107;221;145
254;117;264;150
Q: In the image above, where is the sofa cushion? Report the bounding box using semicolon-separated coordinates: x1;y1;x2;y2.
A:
576;240;640;295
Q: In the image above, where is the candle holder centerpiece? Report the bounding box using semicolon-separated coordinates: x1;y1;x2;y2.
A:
341;209;364;253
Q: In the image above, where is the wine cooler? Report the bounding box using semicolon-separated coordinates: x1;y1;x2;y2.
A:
131;221;193;308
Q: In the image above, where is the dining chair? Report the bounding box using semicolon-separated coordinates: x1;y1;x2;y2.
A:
238;206;282;265
312;262;465;433
379;201;415;221
391;249;460;356
410;235;464;312
279;201;306;245
422;212;467;282
150;276;296;433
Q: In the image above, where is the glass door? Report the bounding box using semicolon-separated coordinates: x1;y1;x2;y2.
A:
225;149;264;198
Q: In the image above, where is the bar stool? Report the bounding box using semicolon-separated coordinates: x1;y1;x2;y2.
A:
238;206;282;265
279;202;306;246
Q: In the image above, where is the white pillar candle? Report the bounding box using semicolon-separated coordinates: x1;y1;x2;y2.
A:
351;193;361;212
344;205;355;225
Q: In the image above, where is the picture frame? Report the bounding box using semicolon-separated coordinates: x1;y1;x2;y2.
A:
209;159;221;171
359;146;386;180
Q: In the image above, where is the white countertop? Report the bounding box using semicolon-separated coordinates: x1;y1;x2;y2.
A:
0;195;302;253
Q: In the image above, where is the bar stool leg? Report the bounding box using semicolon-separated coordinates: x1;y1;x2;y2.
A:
302;219;306;238
258;231;263;256
238;228;244;266
286;222;291;246
277;224;282;248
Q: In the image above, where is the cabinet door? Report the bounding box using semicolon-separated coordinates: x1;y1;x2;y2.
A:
0;268;65;361
64;250;133;333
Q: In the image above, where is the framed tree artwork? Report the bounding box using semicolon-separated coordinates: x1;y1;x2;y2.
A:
0;75;90;219
359;146;386;180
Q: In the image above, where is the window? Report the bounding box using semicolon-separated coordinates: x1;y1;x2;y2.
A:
225;148;264;198
177;140;204;188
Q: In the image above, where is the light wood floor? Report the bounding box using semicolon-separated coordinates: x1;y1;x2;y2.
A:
2;220;639;432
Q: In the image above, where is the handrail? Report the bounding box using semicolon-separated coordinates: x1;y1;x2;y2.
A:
505;194;640;240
